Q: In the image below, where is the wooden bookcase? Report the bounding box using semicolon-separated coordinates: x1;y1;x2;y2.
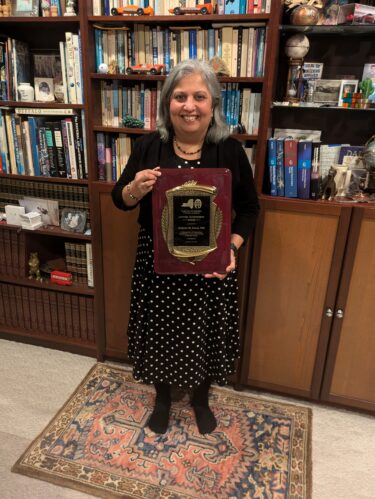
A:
0;1;282;361
241;22;375;413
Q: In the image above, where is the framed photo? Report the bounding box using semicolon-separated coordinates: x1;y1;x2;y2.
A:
338;79;359;106
12;0;39;16
362;64;375;82
34;77;55;102
313;79;342;105
60;208;87;233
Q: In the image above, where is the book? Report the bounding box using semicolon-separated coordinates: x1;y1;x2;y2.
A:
310;142;322;200
267;137;277;196
276;138;285;197
86;243;94;288
44;121;59;177
284;138;298;198
15;107;75;116
51;121;67;177
297;141;312;199
65;32;77;104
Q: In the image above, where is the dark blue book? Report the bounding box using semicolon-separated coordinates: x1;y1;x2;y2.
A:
297;140;312;199
276;138;285;197
27;117;41;176
189;30;197;60
267;137;277;196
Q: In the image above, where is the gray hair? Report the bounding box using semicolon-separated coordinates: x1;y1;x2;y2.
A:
157;59;230;143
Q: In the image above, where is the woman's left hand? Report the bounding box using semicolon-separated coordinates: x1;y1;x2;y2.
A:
203;249;236;280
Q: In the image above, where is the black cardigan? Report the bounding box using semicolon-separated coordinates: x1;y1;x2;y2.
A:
111;132;259;241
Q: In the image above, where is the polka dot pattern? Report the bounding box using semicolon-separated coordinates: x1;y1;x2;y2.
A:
127;228;240;389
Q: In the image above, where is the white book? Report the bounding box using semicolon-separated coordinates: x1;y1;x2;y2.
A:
72;33;83;104
59;41;69;104
241;88;251;133
92;0;102;15
64;118;78;179
15;107;75;116
137;24;146;65
86;243;94;288
144;26;152;65
65;32;77;104
231;28;239;78
240;29;249;77
247;28;255;77
182;31;189;62
248;92;256;134
221;27;233;76
252;93;261;135
81;110;88;179
22;120;35;176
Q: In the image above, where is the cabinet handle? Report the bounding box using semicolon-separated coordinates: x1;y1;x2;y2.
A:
335;309;344;319
325;308;333;317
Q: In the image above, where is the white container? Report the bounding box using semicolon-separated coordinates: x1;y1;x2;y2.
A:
17;82;34;102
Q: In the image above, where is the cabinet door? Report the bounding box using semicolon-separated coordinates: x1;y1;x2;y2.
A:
94;185;139;360
321;207;375;412
241;198;351;398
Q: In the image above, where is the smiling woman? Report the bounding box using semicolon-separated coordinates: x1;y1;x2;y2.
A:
111;59;259;437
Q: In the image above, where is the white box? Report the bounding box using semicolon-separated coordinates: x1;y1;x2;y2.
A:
5;205;26;226
20;211;43;230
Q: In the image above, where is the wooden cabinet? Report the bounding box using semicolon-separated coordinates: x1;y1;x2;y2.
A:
321;207;375;412
241;197;352;398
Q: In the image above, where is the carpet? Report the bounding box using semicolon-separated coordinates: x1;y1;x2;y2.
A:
13;363;312;498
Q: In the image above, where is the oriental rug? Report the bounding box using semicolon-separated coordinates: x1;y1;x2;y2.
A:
13;363;312;499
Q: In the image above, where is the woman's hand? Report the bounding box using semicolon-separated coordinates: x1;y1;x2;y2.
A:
131;167;161;199
203;247;237;280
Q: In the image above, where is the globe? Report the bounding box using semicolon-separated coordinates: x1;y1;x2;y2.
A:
363;135;375;172
285;34;310;59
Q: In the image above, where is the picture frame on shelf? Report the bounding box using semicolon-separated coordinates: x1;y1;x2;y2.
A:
312;79;341;105
60;208;87;233
12;0;39;17
338;79;358;106
34;77;55;102
362;64;375;82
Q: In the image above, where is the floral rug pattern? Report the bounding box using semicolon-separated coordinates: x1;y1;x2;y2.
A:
13;363;311;498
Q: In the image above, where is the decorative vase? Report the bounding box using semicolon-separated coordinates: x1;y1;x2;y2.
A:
290;5;320;26
17;82;34;102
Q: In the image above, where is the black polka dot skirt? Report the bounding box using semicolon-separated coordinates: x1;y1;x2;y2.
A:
127;228;241;389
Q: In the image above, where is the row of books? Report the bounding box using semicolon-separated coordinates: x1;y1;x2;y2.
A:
0;109;87;179
92;0;271;16
267;137;365;200
0;282;95;343
97;132;133;181
65;242;94;287
0;33;83;105
95;25;267;78
100;79;261;135
0;178;90;227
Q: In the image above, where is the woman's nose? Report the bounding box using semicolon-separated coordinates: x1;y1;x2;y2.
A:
183;96;195;110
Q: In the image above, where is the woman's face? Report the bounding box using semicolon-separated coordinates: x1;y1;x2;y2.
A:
169;72;213;140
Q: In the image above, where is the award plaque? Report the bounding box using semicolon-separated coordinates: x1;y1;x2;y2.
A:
152;168;232;274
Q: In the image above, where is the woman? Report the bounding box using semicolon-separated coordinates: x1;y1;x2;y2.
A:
112;59;259;435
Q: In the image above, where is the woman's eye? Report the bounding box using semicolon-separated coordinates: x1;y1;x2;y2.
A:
174;94;186;102
195;94;206;101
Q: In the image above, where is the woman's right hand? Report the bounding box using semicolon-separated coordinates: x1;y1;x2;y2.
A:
130;167;162;199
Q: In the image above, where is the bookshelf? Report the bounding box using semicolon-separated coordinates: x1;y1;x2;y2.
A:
0;3;97;357
241;18;375;413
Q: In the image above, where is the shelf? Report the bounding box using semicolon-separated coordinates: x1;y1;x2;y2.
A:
0;274;94;296
272;103;375;111
93;125;258;140
259;194;375;210
0;172;88;184
0;16;80;23
89;14;271;25
280;24;375;35
90;73;264;83
0;101;84;110
0;222;91;240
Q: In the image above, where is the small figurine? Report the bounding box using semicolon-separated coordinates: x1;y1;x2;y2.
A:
28;252;41;280
64;0;77;16
321;167;337;200
208;56;230;77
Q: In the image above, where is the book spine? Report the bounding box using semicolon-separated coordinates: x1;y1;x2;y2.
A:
276;138;285;197
59;41;69;104
48;291;59;336
297;140;313;199
25;117;41;176
96;132;106;181
72;114;84;179
65;32;77;104
56;293;66;336
37;126;50;176
64;118;78;179
267;137;277;196
44;123;59;177
310;142;321;200
86;242;94;288
284;138;298;198
52;121;67;177
60;119;72;178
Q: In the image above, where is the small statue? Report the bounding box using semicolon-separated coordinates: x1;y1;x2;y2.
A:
208;56;230;77
64;0;77;16
121;115;145;129
321;167;337;200
28;252;41;280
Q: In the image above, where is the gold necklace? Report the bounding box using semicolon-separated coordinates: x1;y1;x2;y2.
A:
174;137;202;156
